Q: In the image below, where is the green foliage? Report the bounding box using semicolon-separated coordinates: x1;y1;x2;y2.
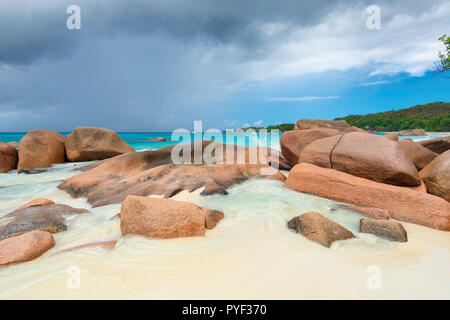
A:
240;123;294;132
266;123;295;131
335;102;450;132
437;34;450;75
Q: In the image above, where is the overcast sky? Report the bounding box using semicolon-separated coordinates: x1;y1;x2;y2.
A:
1;0;449;132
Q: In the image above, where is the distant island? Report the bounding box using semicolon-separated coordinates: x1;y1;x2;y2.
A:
245;102;449;132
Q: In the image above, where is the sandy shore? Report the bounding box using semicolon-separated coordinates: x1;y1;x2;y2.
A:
1;166;449;299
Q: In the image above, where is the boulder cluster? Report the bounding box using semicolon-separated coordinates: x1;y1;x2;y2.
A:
281;119;450;247
1;120;449;266
0;126;136;174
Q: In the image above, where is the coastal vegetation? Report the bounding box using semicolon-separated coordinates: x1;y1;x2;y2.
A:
246;102;450;132
436;34;450;76
335;102;450;132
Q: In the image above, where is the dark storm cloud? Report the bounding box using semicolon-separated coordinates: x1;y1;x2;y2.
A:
0;0;370;65
0;0;448;131
1;0;446;65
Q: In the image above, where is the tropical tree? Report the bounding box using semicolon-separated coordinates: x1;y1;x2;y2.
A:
436;34;450;77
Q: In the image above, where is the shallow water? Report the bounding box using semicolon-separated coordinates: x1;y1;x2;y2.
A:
0;161;449;299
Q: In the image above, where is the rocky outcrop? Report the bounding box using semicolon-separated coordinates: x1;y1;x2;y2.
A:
419;136;450;154
0;142;18;173
0;231;54;266
299;132;420;186
284;163;450;231
17;130;65;173
419;150;450;202
120;196;224;239
294;119;364;133
16;198;55;211
0;204;88;241
149;137;168;142
399;138;438;170
398;129;427;136
383;133;399;141
58;141;286;207
287;212;355;247
280;129;341;166
359;219;407;242
65;126;135;162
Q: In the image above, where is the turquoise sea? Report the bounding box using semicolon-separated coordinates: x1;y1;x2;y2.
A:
0;132;282;151
0;131;447;152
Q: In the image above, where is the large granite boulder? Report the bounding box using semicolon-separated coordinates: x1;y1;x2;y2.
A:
359;219;407;242
120;196;223;239
399;138;438;170
0;203;88;241
0;231;54;266
287;212;355;247
299;134;342;169
0;142;18;173
294;119;364;133
299;132;420;186
17;130;65;173
283;163;450;231
398;129;427;136
419;150;450;202
65;127;135;162
280;129;341;166
419;136;450;154
58;141;286;207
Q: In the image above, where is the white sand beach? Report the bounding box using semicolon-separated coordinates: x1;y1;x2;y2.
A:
1;165;449;299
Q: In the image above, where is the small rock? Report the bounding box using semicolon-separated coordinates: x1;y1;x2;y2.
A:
398;129;427;136
0;230;55;266
149;137;168;142
0;204;88;241
359;218;407;242
287;211;355;247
